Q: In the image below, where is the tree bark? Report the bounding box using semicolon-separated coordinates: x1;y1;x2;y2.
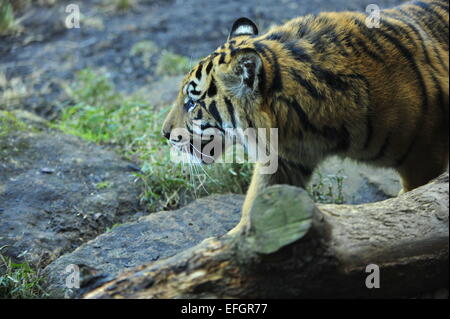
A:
83;173;449;299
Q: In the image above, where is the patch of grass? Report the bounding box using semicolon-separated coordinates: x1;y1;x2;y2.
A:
0;252;49;299
115;0;135;11
57;68;252;211
95;181;113;190
156;51;192;76
0;0;17;36
0;110;26;137
308;170;347;204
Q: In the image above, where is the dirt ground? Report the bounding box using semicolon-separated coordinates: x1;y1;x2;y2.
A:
1;0;407;118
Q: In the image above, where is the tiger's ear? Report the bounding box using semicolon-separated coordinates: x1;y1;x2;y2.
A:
228;17;259;40
220;49;262;98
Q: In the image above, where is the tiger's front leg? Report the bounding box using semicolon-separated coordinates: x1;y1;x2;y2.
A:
227;158;314;235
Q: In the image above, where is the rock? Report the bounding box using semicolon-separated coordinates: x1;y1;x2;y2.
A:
313;157;401;204
43;194;243;297
136;75;184;109
0;120;143;268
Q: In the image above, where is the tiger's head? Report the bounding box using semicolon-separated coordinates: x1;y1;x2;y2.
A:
162;18;268;163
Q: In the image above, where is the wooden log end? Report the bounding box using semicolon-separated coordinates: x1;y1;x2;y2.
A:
243;185;315;255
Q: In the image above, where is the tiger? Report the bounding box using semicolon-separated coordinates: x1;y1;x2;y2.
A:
162;0;449;234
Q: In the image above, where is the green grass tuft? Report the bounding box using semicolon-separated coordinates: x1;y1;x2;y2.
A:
0;252;49;299
308;170;347;204
115;0;134;11
0;0;16;36
0;110;25;137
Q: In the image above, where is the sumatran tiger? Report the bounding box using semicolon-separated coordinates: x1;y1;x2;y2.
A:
162;0;449;234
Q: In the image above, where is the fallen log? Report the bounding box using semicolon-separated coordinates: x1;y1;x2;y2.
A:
83;173;449;298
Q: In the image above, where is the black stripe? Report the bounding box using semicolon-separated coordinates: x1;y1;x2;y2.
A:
244;68;255;89
198;100;207;110
331;125;350;153
283;158;313;177
288;98;317;135
406;6;449;49
383;13;443;76
364;117;373;149
265;31;290;42
413;2;449;41
365;18;429;166
205;61;213;75
435;77;447;118
382;13;448;112
284;41;312;63
207;77;217;98
286;98;350;151
195;64;203;80
193;108;203;121
245;113;254;129
368;132;391;161
308;27;348;56
218;52;226;65
414;1;449;28
258;63;267;93
185;123;194;135
276;160;294;185
431;1;449;11
375;22;429;111
224;97;237;129
253;41;283;92
380;17;418;49
394;9;449;70
353;19;388;55
208;101;222;126
395;136;415;166
311;67;351;91
289;69;324;100
353;37;385;63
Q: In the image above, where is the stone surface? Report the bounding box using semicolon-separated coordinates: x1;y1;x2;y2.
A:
43;194;243;297
314;157;401;204
0;125;143;268
137;75;184;110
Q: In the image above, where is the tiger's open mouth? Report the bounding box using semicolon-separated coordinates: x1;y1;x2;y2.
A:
174;135;224;164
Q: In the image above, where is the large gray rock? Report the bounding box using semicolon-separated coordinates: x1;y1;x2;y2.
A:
43;194;243;297
0;124;143;268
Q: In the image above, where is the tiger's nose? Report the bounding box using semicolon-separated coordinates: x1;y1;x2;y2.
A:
162;130;170;140
162;129;184;143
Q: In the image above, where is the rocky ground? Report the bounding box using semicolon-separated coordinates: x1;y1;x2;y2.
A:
0;111;143;268
1;0;446;299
